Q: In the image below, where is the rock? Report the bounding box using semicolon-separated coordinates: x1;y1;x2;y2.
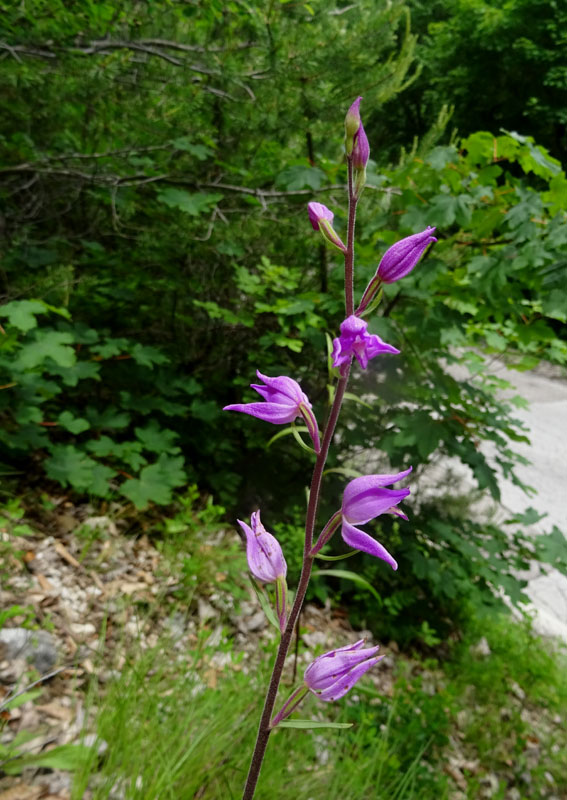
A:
0;627;57;673
69;622;97;638
509;680;526;701
197;598;217;623
470;637;491;657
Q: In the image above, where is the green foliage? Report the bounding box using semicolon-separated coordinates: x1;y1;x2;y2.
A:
379;0;567;162
0;305;191;507
1;0;566;637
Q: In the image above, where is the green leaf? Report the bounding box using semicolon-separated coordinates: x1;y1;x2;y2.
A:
277;720;353;730
130;343;169;368
135;420;179;453
51;361;101;387
171;138;213;160
157;188;223;216
86;406;131;430
45;445;97;489
343;392;372;409
120;454;186;509
314;550;360;561
57;411;91;434
2;689;42;711
275;164;326;191
266;425;310;448
90;464;117;497
312;569;382;604
17;331;76;369
3;743;93;774
542;289;567;323
0;300;46;332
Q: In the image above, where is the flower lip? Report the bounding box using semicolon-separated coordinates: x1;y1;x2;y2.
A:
332;315;400;372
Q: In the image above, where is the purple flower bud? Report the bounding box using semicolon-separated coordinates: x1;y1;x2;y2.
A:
307;202;346;253
331;315;400;373
237;511;286;583
224;370;320;452
304;640;383;702
377;227;437;284
341;468;413;569
307;201;333;231
345;96;362;157
352;121;369;170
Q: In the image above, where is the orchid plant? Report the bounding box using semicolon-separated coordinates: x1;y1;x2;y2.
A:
224;96;437;799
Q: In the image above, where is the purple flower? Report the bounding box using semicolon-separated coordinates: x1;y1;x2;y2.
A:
238;510;286;583
238;510;287;631
304;640;383;702
352;121;369;170
307;202;333;230
307;202;346;253
331;315;399;372
224;370;320;452
341;468;412;570
377;227;437;284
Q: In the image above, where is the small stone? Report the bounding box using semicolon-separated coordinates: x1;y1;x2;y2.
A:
70;622;97;638
509;680;526;701
470;637;491;657
0;627;58;673
197;598;217;623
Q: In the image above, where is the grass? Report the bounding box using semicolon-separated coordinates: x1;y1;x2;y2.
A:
71;611;567;800
2;493;566;799
73;635;444;800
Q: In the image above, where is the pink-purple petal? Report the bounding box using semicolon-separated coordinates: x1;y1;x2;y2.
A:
342;468;413;517
223;402;299;424
238;513;287;583
341;520;398;570
304;644;381;690
343;486;410;525
254;371;307;405
307;202;334;231
316;656;383;702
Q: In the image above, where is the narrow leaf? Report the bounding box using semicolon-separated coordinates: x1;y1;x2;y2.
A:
277;720;353;729
266;425;310;448
312;569;382;604
314;550;360;562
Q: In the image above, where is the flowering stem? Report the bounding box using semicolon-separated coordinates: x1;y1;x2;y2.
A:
241;154;359;800
241;368;351;799
345;157;357;317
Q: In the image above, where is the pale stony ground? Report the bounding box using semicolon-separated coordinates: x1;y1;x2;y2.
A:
425;359;567;640
357;358;567;641
482;361;567;640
